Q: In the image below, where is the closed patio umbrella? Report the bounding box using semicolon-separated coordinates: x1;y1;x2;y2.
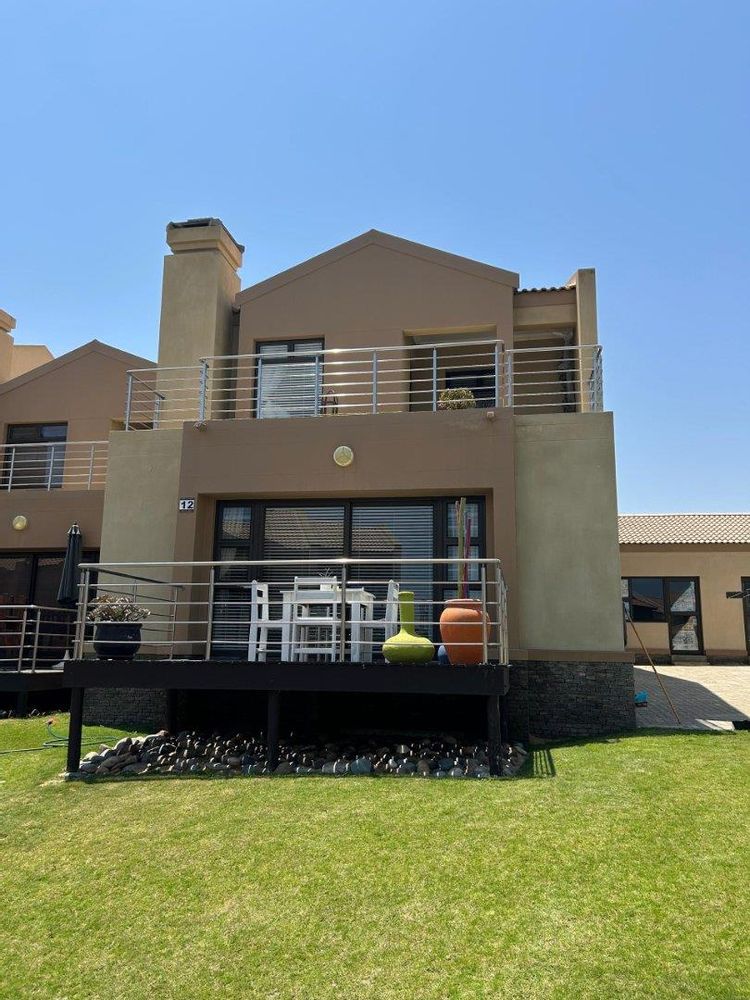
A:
57;522;82;608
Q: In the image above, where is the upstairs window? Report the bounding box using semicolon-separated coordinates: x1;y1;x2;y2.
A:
4;423;67;489
256;340;324;419
444;367;496;407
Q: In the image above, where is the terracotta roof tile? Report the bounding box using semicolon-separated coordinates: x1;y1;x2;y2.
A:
619;514;750;545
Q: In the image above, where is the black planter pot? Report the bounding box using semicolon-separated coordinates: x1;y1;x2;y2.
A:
93;622;142;659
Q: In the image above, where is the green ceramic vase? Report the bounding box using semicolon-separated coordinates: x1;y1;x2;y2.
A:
382;590;435;663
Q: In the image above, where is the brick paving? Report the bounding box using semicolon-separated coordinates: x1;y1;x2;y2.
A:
633;664;750;730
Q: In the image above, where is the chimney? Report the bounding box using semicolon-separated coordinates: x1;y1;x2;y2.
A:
157;218;244;368
0;310;17;382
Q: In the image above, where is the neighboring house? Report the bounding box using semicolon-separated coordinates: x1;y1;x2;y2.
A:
0;337;152;606
84;217;630;738
620;514;750;663
0;310;53;384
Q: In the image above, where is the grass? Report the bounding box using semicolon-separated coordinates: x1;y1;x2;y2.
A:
1;718;749;1000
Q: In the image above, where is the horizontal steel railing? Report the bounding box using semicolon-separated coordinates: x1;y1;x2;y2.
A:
74;558;509;667
0;441;108;491
0;605;77;672
123;341;604;428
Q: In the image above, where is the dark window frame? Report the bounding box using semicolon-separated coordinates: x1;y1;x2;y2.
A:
0;549;99;605
4;422;68;490
214;497;487;654
622;575;704;654
253;338;325;419
444;367;496;408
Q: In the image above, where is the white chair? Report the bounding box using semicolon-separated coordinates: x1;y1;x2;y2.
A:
247;581;273;662
361;580;400;662
290;576;340;661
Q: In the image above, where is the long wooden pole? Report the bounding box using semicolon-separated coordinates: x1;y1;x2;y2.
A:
625;608;681;725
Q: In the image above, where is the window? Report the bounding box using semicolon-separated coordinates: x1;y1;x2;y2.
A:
256;340;324;419
625;577;666;622
445;367;495;407
622;576;703;654
0;549;98;605
5;423;67;489
213;498;485;655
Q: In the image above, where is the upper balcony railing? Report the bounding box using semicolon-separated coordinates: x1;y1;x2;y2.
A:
0;441;108;491
124;340;603;430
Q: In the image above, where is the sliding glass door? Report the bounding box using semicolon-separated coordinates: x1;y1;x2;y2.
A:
212;497;484;657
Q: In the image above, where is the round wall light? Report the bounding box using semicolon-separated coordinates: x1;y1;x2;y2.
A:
12;515;28;531
333;445;354;468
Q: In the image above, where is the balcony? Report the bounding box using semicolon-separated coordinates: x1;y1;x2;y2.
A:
71;557;509;666
123;341;603;430
0;441;108;491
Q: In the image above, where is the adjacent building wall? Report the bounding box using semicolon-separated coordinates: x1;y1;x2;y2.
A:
620;544;750;660
514;411;625;656
0;342;152;552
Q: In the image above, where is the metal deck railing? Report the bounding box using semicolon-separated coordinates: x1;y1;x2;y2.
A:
123;341;603;429
73;558;509;666
0;605;77;672
0;441;108;490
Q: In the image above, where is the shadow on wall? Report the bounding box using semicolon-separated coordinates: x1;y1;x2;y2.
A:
633;665;750;728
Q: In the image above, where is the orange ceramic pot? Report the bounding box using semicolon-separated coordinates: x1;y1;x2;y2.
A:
439;599;488;665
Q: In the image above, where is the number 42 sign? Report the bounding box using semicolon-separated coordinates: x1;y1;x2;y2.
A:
178;498;196;511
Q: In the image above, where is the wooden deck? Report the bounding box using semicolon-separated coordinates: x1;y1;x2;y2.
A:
62;658;511;774
0;669;67;693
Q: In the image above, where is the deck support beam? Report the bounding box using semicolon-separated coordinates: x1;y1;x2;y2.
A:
166;689;179;733
487;693;503;776
66;687;84;773
266;690;280;771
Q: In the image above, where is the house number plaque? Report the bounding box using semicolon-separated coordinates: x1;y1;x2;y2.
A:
178;498;196;511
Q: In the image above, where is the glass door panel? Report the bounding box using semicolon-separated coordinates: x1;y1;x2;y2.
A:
667;577;702;654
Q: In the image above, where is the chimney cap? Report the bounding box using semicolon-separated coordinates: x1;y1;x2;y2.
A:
166;218;244;268
0;309;16;336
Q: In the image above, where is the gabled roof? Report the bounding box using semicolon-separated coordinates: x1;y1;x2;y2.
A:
0;340;153;397
619;513;750;545
236;229;520;304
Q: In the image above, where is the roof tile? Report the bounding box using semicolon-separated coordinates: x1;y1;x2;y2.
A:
619;513;750;545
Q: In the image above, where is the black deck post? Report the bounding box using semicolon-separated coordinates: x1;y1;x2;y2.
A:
487;693;502;776
15;689;28;717
66;687;84;774
166;689;179;733
266;690;280;771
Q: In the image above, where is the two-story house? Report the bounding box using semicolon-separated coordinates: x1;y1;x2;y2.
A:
64;218;632;744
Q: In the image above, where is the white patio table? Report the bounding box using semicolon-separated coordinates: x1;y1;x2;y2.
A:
279;587;375;661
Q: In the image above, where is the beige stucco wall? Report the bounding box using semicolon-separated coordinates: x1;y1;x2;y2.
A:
0;345;138;446
238;242;516;357
0;490;103;551
157;251;240;370
514;411;625;654
620;545;750;658
0;344;151;552
99;429;183;566
9;345;54;380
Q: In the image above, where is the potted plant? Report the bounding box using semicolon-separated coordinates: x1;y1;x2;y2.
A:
438;387;476;410
439;498;488;665
88;594;150;659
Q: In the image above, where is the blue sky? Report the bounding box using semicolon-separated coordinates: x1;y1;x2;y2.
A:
1;1;748;512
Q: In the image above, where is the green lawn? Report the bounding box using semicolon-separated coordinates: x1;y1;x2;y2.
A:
1;717;749;1000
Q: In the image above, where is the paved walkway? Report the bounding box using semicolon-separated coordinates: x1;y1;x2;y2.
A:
633;664;750;730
